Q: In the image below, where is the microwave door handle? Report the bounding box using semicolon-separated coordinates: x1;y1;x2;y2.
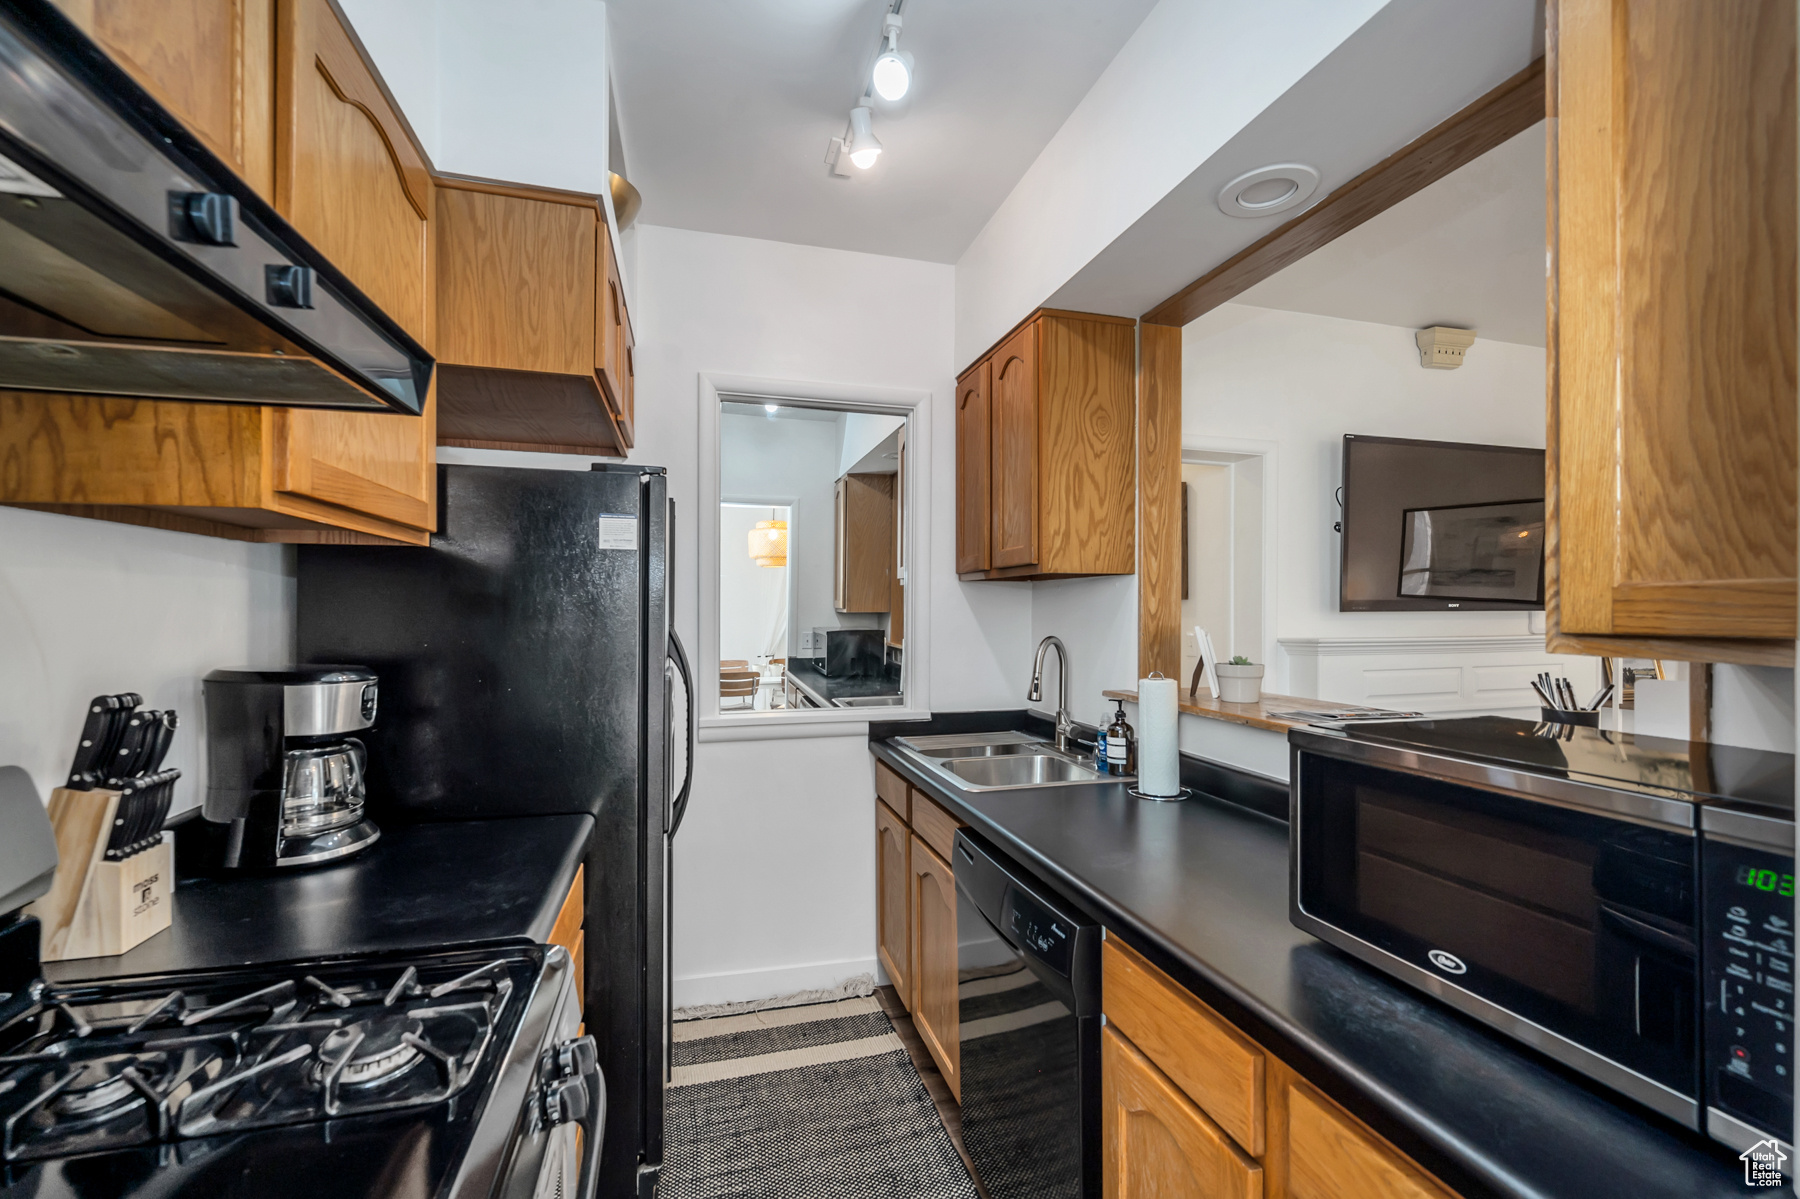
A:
1598;904;1696;957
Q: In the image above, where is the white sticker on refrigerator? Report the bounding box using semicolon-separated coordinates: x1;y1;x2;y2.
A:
597;515;638;551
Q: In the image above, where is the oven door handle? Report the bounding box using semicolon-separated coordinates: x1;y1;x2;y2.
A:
574;1056;606;1199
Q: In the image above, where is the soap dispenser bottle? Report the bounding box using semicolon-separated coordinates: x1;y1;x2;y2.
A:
1105;700;1136;776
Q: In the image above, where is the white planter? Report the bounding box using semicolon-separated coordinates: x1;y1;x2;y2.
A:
1214;663;1265;703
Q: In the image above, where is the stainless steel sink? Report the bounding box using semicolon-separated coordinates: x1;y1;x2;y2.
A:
832;694;905;708
891;732;1126;792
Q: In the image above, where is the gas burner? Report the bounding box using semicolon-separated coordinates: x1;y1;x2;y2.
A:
52;1054;167;1121
317;1019;424;1088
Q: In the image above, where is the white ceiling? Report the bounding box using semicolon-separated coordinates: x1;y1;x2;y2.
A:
605;0;1160;263
1234;121;1546;346
1044;0;1543;321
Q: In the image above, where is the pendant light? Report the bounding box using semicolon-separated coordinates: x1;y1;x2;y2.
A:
749;520;789;568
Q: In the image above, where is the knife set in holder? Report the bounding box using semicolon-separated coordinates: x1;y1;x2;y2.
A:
26;694;179;960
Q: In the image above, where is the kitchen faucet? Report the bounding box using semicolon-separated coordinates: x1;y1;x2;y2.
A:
1029;636;1075;754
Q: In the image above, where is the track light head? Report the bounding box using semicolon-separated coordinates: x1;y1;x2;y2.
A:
872;15;911;102
847;106;882;169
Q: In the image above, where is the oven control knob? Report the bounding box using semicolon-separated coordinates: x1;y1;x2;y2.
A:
556;1035;598;1079
542;1076;589;1126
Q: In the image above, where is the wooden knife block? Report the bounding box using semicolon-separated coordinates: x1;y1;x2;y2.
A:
28;786;173;961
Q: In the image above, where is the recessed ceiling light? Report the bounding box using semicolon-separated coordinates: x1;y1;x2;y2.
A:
1217;163;1321;218
764;403;779;414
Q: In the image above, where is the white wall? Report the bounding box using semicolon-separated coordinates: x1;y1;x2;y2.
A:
1183;303;1548;691
0;508;293;815
953;0;1386;366
340;0;611;194
717;504;789;663
720;411;869;650
625;224;1032;1005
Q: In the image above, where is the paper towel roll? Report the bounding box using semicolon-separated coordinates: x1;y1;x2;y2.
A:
1138;674;1180;797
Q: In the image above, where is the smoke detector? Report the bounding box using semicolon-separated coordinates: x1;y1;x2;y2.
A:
1415;326;1475;369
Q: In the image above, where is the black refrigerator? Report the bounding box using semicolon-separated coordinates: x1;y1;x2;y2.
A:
295;463;692;1199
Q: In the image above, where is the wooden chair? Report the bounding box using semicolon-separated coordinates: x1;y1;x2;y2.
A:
719;668;758;709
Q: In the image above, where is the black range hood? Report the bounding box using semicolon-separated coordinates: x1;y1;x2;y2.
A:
0;1;431;413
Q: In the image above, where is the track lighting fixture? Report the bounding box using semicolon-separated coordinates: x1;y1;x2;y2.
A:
872;12;913;102
846;106;882;169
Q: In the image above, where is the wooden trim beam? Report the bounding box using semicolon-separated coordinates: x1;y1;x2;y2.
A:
1138;322;1183;680
1142;58;1546;328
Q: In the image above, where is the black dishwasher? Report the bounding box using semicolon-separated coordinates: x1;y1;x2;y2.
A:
953;829;1101;1199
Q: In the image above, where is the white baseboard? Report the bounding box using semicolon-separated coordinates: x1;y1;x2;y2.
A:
672;955;882;1009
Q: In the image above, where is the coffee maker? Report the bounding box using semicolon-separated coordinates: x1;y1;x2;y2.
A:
201;667;381;869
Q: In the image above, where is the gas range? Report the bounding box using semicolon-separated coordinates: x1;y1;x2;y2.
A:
0;923;600;1198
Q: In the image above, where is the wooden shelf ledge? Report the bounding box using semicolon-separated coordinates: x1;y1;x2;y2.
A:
1102;689;1368;734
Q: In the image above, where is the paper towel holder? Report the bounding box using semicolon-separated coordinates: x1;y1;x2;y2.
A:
1127;785;1193;803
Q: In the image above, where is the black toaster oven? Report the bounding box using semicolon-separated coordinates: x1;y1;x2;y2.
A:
1289;716;1793;1158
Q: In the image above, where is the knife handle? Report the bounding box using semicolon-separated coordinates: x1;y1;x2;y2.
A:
67;695;125;790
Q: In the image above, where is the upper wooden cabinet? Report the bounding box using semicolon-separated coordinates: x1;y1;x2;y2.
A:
3;0;437;544
954;364;991;574
955;310;1136;581
597;225;636;444
49;0;277;199
433;177;629;456
277;0;431;347
1548;0;1798;664
835;472;895;613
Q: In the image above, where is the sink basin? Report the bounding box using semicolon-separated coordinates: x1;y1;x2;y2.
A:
945;754;1101;788
832;694;905;708
891;731;1126;791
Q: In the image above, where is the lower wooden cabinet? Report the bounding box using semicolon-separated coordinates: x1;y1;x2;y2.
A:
1103;936;1458;1199
547;865;586;1021
1103;1026;1262;1199
910;832;961;1100
875;800;912;1006
871;763;967;1097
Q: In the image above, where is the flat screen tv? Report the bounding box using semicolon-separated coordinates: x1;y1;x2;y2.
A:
1339;434;1545;612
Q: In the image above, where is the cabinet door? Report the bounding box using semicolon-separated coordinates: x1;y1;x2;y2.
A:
1285;1083;1450;1199
955;362;992;573
53;0;276;198
836;474;894;613
910;833;960;1099
876;801;911;1010
991;322;1039;569
436;186;595;376
271;0;433;531
276;0;432;347
1552;0;1797;640
1103;1027;1262;1199
596;224;635;445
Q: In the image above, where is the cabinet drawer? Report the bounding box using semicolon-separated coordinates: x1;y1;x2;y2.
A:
1287;1083;1451;1199
875;761;909;822
1104;1027;1261;1199
909;788;963;862
1102;936;1265;1156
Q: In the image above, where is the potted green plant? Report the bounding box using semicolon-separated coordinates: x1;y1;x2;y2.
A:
1215;655;1265;703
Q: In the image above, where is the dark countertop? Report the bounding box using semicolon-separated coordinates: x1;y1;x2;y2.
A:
786;659;903;704
871;741;1762;1199
45;815;591;984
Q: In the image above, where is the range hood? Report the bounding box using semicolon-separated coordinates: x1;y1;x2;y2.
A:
0;2;430;413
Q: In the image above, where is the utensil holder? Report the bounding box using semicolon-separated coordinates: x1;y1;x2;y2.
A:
27;786;173;961
1540;706;1600;727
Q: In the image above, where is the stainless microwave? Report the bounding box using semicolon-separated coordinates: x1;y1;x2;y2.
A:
1289;717;1794;1159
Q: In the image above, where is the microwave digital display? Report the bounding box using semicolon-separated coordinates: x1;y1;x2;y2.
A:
1734;864;1795;897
